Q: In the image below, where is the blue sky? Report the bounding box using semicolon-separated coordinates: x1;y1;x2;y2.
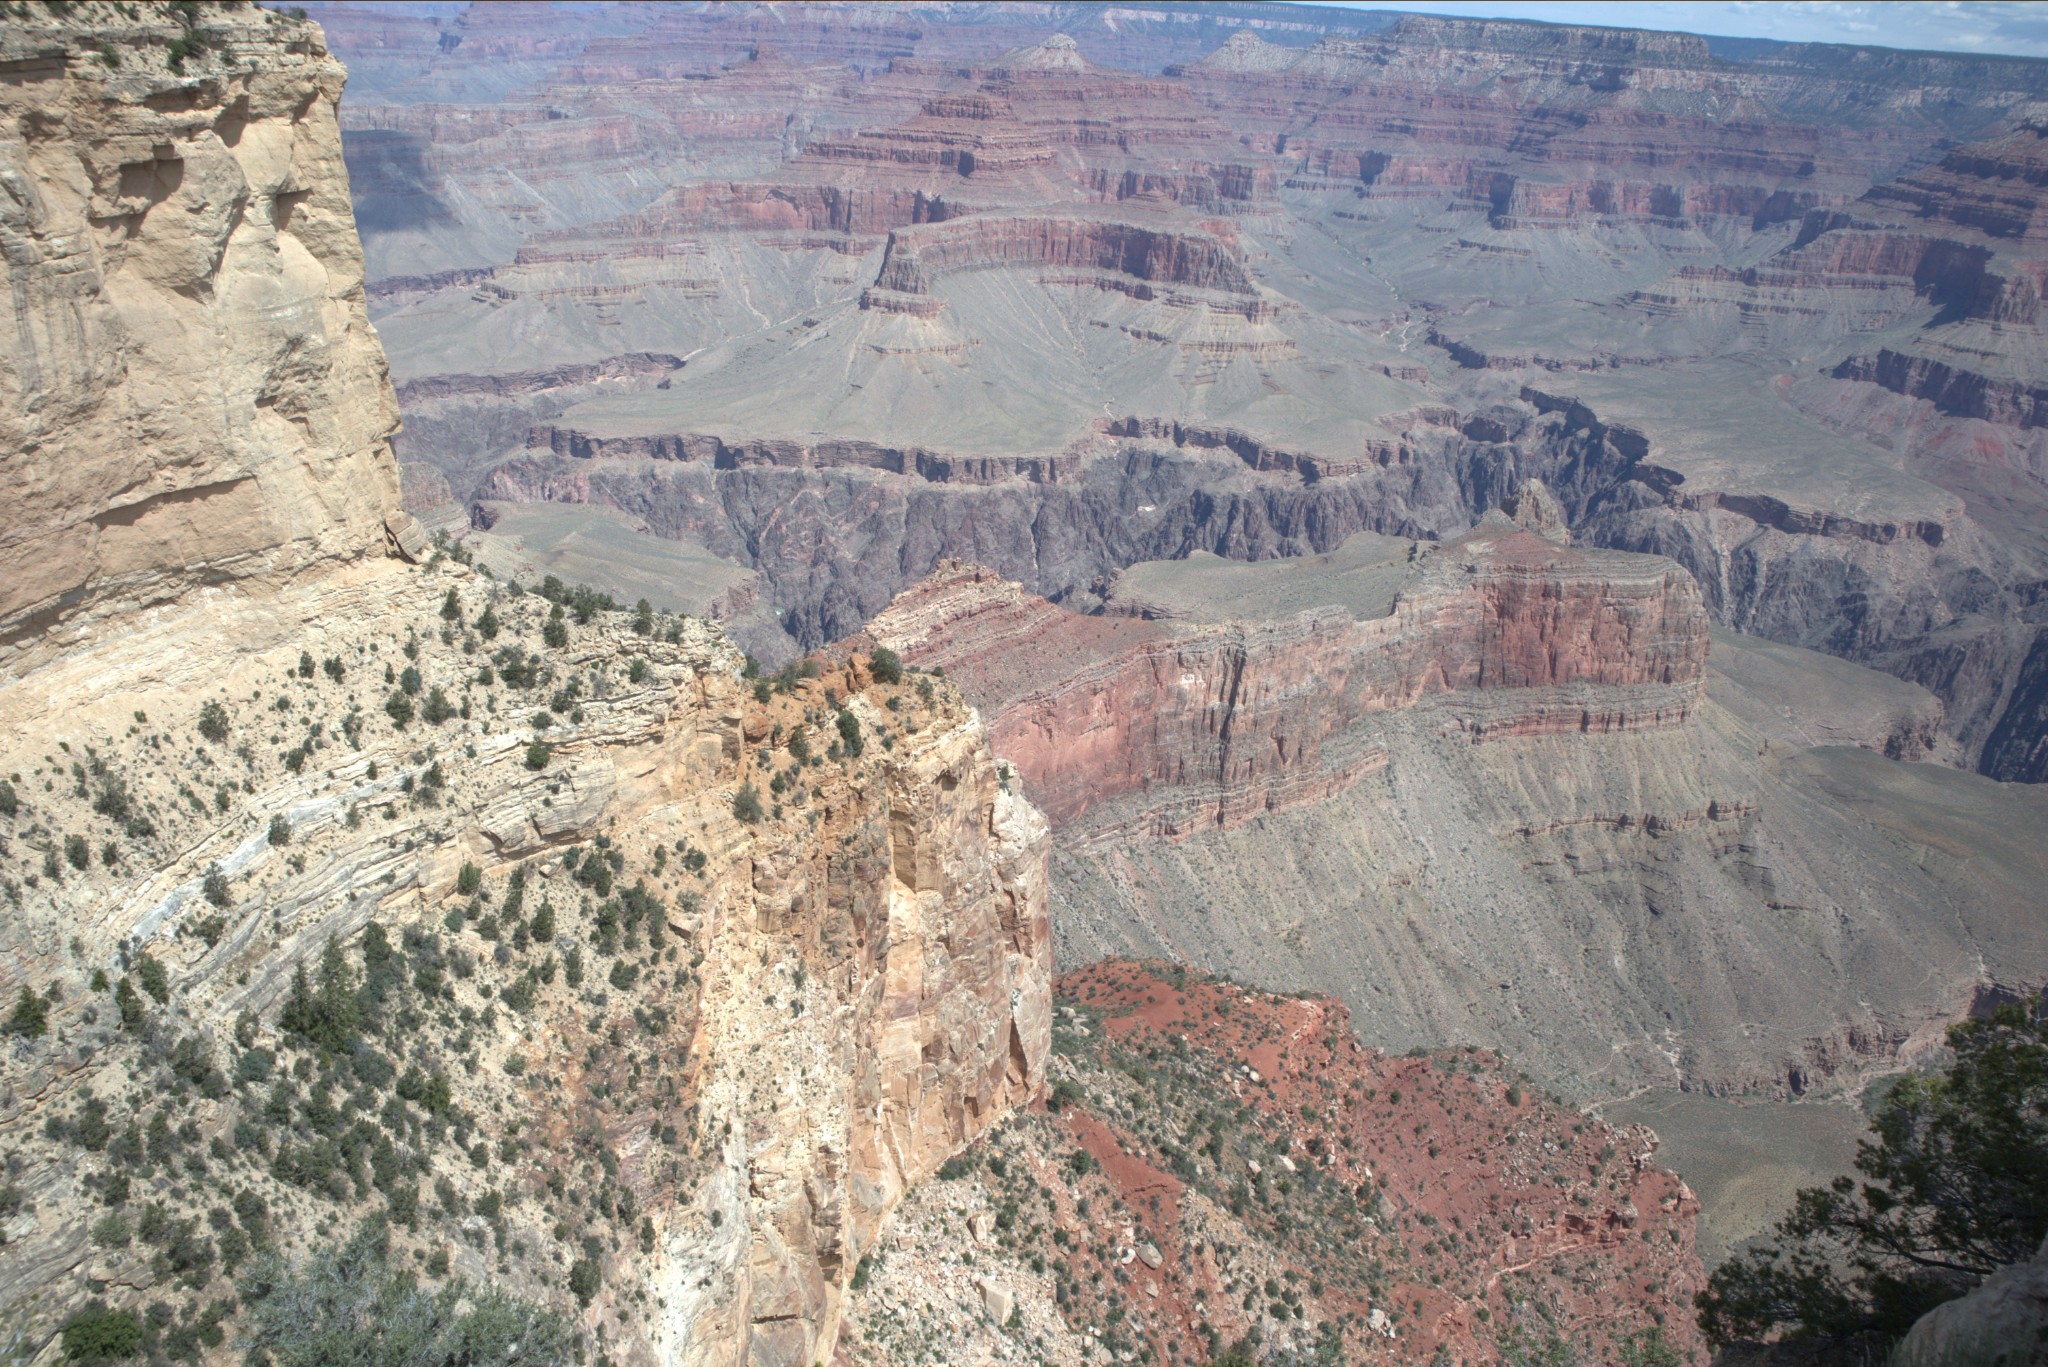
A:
1311;2;2048;58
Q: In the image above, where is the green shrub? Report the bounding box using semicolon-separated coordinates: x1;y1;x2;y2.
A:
297;650;315;678
197;700;229;744
422;687;455;725
524;741;551;771
441;587;462;622
732;784;764;823
0;779;17;817
542;608;569;650
323;656;345;683
6;985;47;1038
202;862;231;908
278;940;361;1054
135;953;168;1003
475;605;500;641
528;901;554;942
268;815;291;846
65;833;90;871
384;690;413;728
59;1305;142;1362
836;709;864;758
456;862;482;896
869;646;903;685
567;1256;600;1305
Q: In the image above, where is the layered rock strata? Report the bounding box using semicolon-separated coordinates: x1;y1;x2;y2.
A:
0;2;407;672
861;523;2048;1098
868;525;1707;832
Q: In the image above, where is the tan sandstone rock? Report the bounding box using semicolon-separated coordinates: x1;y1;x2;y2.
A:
0;2;402;675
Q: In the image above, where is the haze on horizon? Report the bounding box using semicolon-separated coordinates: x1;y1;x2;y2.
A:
1307;0;2048;58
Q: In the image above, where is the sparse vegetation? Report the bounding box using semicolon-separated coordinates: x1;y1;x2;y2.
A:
240;1227;568;1367
6;985;47;1038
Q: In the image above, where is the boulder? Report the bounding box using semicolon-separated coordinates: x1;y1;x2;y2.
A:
1892;1236;2048;1367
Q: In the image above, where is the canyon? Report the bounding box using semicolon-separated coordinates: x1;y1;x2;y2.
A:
307;5;2048;1346
317;0;2048;788
0;2;2043;1364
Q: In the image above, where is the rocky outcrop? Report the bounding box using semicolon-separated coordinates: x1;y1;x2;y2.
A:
0;561;1050;1366
1833;348;2048;429
514;425;1089;485
0;2;405;673
394;352;684;405
1891;1234;2048;1367
867;527;1707;832
869;215;1257;297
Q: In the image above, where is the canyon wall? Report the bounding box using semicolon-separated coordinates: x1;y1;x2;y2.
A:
869;527;1707;832
860;530;2048;1097
0;3;409;673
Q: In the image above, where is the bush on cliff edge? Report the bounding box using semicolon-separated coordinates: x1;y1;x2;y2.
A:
1697;1000;2048;1349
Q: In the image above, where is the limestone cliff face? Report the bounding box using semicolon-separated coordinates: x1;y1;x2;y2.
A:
663;665;1050;1365
0;2;405;673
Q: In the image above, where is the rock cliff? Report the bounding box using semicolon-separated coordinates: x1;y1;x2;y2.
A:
0;2;408;674
862;527;2048;1098
0;8;1050;1364
868;525;1707;832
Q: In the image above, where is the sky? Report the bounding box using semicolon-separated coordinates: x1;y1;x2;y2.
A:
1312;2;2048;59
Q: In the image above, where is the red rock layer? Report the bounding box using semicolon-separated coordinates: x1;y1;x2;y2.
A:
1046;961;1707;1366
866;533;1707;833
870;215;1257;296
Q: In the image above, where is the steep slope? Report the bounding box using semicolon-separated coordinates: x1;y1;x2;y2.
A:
838;961;1706;1367
0;8;1050;1364
865;524;2048;1099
